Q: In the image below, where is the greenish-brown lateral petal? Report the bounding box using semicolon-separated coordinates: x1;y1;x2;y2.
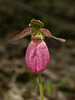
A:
40;28;66;42
9;28;33;42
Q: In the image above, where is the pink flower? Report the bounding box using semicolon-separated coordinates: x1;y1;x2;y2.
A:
25;40;50;74
9;19;66;74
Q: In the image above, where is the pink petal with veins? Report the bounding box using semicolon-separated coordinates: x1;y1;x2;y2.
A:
25;41;50;74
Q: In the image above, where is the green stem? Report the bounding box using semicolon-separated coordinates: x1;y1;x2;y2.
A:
38;73;44;100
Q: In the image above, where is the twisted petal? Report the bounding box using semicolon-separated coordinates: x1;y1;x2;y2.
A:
9;28;33;41
40;28;66;42
25;41;50;74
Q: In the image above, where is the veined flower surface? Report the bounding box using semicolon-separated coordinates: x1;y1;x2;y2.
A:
25;40;50;74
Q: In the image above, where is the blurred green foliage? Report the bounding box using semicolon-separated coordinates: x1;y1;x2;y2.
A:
44;80;52;98
56;78;67;88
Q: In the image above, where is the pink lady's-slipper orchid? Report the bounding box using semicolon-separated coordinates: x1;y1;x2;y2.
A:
10;19;66;74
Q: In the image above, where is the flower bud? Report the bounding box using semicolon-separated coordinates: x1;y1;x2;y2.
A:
25;39;50;74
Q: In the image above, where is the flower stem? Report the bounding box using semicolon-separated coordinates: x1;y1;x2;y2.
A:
38;73;43;100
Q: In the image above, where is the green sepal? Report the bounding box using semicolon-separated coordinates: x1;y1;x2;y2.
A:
29;19;44;29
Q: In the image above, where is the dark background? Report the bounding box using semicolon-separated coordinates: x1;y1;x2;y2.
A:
0;0;75;100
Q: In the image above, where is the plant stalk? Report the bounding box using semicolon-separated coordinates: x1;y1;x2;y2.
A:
38;73;43;100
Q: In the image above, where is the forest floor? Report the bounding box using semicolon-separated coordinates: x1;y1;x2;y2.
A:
0;37;75;100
